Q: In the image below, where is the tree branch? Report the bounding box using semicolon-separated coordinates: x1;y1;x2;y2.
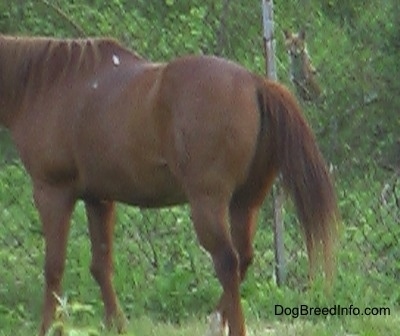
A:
215;0;230;56
39;0;86;37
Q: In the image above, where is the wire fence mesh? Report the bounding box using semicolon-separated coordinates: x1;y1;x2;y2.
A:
0;0;399;317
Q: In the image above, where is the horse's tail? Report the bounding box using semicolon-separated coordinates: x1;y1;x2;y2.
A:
257;78;339;282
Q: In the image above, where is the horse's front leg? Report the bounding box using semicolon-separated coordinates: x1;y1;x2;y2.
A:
85;199;127;333
33;183;75;336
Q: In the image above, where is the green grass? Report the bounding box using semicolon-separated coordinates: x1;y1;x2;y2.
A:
130;314;400;336
0;168;398;336
0;169;398;336
0;1;399;335
1;313;400;336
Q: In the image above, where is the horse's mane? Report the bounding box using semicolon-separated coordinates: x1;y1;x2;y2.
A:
0;35;143;105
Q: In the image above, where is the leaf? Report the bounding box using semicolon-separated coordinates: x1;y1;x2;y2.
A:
70;302;95;315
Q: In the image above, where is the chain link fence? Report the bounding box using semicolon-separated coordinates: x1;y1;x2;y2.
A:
0;0;399;318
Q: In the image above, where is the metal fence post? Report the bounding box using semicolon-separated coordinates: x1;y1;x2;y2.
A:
261;0;286;286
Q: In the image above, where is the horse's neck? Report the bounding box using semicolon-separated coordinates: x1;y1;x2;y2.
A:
0;38;29;128
0;36;138;129
0;37;47;126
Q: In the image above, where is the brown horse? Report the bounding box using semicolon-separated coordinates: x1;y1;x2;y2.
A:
0;35;338;336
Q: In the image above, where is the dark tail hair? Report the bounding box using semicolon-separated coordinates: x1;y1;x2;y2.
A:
257;79;339;281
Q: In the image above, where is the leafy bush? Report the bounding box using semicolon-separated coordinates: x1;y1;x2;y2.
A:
0;0;398;334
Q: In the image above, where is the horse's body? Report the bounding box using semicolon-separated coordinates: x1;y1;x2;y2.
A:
0;35;338;336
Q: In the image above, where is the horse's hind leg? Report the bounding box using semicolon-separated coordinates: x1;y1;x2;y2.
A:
190;194;245;336
214;201;259;330
33;184;75;336
85;200;127;333
230;202;259;281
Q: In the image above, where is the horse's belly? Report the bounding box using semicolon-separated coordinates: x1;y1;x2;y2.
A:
114;173;187;208
118;188;187;208
80;160;187;208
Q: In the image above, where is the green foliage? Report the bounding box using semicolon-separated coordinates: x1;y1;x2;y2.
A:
0;0;399;334
45;294;99;336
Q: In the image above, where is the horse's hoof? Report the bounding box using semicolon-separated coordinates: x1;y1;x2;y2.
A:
115;309;128;334
105;308;128;334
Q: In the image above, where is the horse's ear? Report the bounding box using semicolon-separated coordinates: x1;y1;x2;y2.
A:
299;29;306;40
